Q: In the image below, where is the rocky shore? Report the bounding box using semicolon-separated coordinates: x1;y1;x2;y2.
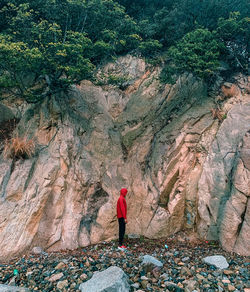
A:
0;233;249;291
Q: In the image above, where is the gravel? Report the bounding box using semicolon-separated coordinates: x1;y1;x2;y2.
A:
0;233;249;292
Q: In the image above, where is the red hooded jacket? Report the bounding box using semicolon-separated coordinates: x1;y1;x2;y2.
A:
117;188;127;219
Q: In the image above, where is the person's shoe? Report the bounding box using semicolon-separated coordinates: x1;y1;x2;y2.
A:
118;246;127;250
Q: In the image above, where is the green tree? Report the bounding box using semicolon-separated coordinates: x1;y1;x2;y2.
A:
216;12;249;72
0;0;249;101
0;0;143;102
162;28;223;83
0;35;43;100
0;21;94;102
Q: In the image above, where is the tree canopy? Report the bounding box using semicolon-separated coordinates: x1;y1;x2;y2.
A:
0;0;249;101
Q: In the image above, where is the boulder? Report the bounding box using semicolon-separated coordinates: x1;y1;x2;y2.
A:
0;284;30;292
203;255;229;269
141;255;163;272
79;266;130;292
31;246;44;255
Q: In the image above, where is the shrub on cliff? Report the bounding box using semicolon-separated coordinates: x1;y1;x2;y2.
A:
0;0;145;102
160;29;223;83
160;12;249;84
3;136;35;159
216;12;249;72
0;0;248;101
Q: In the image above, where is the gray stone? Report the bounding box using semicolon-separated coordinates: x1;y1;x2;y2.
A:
183;279;198;291
128;234;140;239
223;82;233;88
160;273;168;280
0;284;30;292
203;255;229;269
31;246;44;255
141;255;163;268
131;283;140;288
79;266;130;292
164;281;179;289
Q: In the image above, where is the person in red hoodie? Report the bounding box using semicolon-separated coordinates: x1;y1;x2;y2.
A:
116;188;128;250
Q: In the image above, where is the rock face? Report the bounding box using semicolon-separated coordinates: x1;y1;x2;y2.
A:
219;131;250;255
0;55;249;260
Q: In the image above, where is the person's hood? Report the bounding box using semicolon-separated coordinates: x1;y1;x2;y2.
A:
120;188;128;197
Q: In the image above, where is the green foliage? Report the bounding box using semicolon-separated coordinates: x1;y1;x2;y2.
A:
0;0;249;101
118;0;249;46
0;35;43;97
0;26;94;101
216;12;249;71
217;12;248;41
107;74;130;87
167;29;223;80
160;65;179;84
138;39;162;57
94;72;130;89
0;0;143;102
160;11;249;84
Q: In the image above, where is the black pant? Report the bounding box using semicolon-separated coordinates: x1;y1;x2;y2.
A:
118;218;126;246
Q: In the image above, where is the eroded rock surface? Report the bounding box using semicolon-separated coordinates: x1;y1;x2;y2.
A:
0;56;249;260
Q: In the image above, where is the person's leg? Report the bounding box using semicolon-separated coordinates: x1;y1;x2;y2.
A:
121;218;126;246
118;218;125;246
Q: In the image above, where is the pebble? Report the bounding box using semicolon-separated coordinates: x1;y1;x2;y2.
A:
228;284;236;291
57;279;68;289
80;273;88;280
141;280;148;288
196;274;206;281
48;272;64;282
131;282;140;288
55;261;66;270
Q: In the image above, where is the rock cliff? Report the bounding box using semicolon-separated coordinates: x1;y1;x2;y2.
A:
0;55;249;261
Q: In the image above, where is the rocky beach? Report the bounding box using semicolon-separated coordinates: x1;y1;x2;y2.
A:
0;233;249;291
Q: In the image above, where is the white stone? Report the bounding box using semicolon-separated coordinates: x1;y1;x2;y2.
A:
0;284;30;291
79;266;130;292
142;255;163;268
203;255;229;269
31;247;44;255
